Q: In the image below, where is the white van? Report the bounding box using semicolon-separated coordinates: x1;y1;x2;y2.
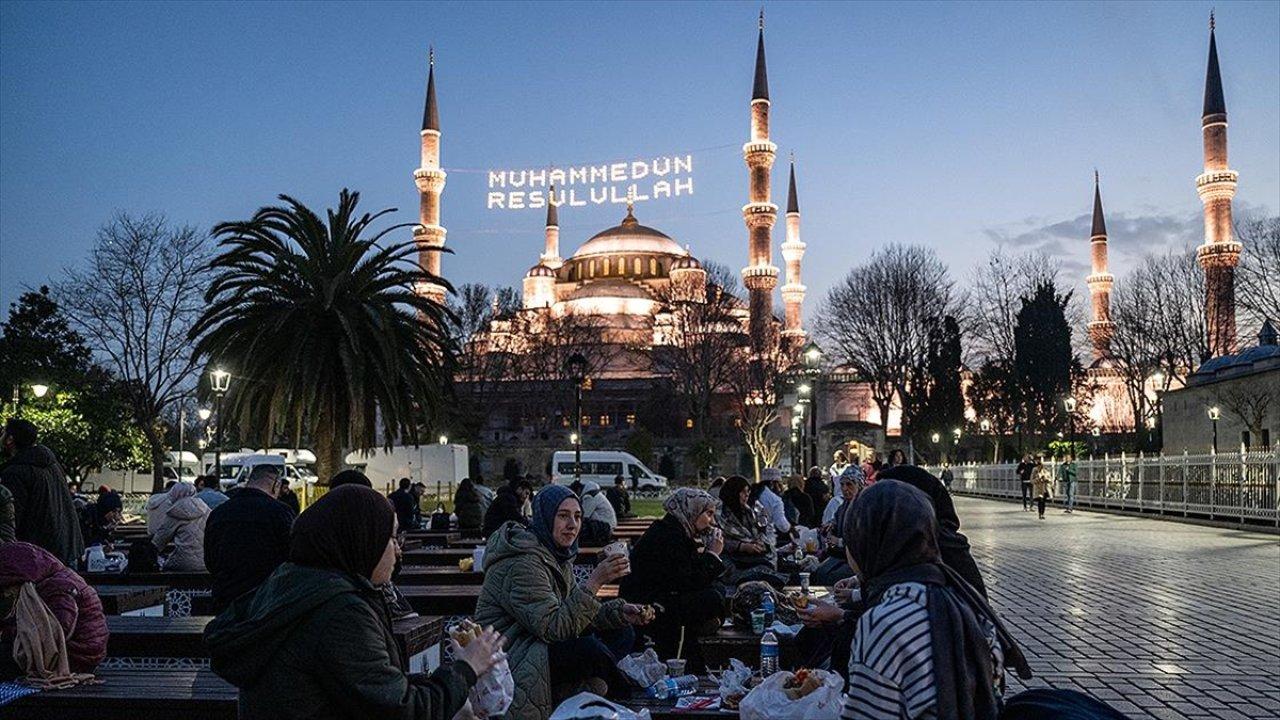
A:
344;444;468;493
550;450;667;492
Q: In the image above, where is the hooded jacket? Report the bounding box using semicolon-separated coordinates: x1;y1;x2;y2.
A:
579;482;618;531
206;562;475;720
0;541;108;673
152;492;210;572
474;521;626;720
0;445;84;566
453;479;484;531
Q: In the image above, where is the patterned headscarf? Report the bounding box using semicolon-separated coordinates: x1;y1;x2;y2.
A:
168;481;198;500
839;463;867;488
663;487;719;539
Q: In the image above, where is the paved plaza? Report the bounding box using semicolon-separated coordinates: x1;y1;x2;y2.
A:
956;496;1280;719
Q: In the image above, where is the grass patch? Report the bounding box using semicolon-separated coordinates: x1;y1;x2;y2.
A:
630;496;667;518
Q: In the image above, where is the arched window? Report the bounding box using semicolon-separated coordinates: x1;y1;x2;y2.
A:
589;260;596;278
634;257;642;275
649;258;658;275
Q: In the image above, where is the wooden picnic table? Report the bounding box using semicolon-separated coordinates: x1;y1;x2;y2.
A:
3;667;237;720
623;677;737;718
396;565;485;586
105;614;446;668
85;571;211;590
402;546;604;566
399;584;619;617
94;585;168;615
445;536;486;548
403;529;460;544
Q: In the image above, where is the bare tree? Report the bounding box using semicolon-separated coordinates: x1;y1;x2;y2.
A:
967;248;1059;365
1236;216;1280;335
815;245;954;451
58;212;212;491
724;339;786;483
1215;374;1278;449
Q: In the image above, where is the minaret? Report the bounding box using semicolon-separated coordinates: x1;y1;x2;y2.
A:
540;185;562;270
1086;171;1115;362
1196;13;1242;357
780;155;806;346
742;11;780;359
414;48;448;303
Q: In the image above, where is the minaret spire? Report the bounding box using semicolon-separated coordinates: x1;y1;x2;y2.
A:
781;154;807;346
540;183;562;270
1195;14;1241;357
414;47;448;303
1086;171;1115;362
743;11;780;362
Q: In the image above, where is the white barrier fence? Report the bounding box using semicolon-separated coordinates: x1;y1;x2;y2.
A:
929;450;1280;528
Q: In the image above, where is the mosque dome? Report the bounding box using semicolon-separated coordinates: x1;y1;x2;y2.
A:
670;254;702;271
525;263;555;278
570;206;687;259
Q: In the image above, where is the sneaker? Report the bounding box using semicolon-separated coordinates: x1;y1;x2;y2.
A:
1038;515;1044;520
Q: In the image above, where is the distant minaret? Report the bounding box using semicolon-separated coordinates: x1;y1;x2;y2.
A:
414;48;448;303
742;11;780;358
540;185;562;270
1086;171;1115;362
1196;13;1242;357
780;155;806;345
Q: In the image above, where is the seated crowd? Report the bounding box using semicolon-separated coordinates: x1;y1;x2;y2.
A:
0;415;1127;720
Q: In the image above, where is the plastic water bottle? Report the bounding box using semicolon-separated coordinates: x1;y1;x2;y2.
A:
761;591;776;625
760;631;780;676
645;675;700;699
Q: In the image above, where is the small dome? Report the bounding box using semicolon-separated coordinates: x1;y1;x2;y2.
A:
526;263;555;278
671;254;702;271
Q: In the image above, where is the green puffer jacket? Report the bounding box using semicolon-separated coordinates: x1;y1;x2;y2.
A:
474;521;627;720
205;562;476;720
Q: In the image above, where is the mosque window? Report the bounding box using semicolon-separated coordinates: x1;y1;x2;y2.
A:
650;258;658;275
602;258;610;276
599;414;612;427
581;415;591;427
589;260;596;278
625;413;636;426
685;418;694;429
634;257;642;275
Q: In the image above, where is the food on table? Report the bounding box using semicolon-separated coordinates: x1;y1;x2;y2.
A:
723;691;745;710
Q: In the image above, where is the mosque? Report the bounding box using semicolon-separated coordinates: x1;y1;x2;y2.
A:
408;12;1258;471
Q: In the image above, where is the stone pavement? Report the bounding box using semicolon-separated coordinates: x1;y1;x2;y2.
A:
956;496;1280;719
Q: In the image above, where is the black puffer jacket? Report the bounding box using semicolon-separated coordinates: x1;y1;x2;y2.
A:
0;446;83;565
453;479;483;531
482;485;526;538
619;514;724;605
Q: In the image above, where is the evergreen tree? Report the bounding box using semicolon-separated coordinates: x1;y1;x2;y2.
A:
1013;282;1079;443
911;315;966;452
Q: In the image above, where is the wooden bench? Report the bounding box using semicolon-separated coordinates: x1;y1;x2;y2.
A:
400;584;619;617
402;546;603;567
104;615;446;672
85;571;211;589
403;529;460;545
396;565;485;586
3;667;237;719
94;585;168;616
622;676;737;719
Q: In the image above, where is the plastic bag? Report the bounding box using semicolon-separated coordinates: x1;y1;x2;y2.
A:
550;692;652;720
467;654;514;718
715;658;753;702
797;526;821;555
617;648;666;687
738;669;843;720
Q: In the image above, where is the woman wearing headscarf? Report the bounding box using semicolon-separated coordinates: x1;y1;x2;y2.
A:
840;480;1031;720
475;485;652;720
876;465;988;598
716;475;775;582
151;481;210;572
206;485;504;720
620;488;726;669
811;464;866;586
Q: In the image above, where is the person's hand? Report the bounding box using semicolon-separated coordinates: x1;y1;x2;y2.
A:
833;576;858;603
796;601;843;628
705;528;725;556
452;626;505;678
621;603;653;626
742;541;765;555
586;554;630;591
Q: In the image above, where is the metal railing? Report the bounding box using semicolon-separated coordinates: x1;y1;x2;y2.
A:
929;450;1280;529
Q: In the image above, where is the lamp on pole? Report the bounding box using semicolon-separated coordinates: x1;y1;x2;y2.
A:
801;341;823;474
178;408;186;480
1063;397;1078;455
197;408;212;475
790;414;802;473
565;353;588;483
209;368;231;481
10;382;50;418
930;432;941;464
979;418;992;462
1208;406;1220;454
951;427;962;464
1091;426;1100;457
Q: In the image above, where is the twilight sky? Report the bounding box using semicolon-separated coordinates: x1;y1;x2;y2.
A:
2;1;1278;316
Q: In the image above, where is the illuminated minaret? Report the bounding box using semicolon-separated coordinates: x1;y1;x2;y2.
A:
414;48;448;303
1196;13;1242;357
1086;171;1115;362
540;185;562;270
742;11;780;358
780;155;806;345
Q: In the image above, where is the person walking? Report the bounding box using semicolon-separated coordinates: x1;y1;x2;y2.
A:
0;419;84;566
151;482;211;572
1032;457;1053;521
1015;455;1035;511
1059;453;1079;514
204;463;295;611
474;484;650;720
206;485;502;720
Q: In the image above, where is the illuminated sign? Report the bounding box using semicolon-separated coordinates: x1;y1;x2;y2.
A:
487;154;694;210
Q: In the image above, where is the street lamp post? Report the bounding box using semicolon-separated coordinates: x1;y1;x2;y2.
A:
1063;397;1078;456
178;408;186;479
10;382;49;418
951;427;961;465
930;432;941;464
197;408;212;475
802;341;823;475
565;353;588;483
209;369;231;481
1091;426;1100;458
979;418;992;462
1208;406;1220;454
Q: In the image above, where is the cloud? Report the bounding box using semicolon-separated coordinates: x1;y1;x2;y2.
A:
985;210;1202;258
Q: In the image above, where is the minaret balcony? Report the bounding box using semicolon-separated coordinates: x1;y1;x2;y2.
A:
413;224;447;246
414;168;447;192
1196;240;1243;268
741;265;779;290
781;284;806;303
1195;170;1237;200
741;203;778;227
781;240;806;260
1086;272;1114;287
742;140;777;158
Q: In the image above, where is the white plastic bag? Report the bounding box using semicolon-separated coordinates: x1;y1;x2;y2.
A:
617;648;666;687
466;654;514;718
550;692;653;720
715;658;753;702
739;670;843;720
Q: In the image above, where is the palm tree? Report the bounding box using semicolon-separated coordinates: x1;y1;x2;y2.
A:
189;189;455;483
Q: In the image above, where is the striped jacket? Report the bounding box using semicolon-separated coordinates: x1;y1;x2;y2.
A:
841;582;1003;720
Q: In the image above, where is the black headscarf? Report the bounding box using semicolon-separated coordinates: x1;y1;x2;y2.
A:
718;475;751;519
330;469;372;488
876;464;988;598
843;480;1031;720
290;485;395;580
